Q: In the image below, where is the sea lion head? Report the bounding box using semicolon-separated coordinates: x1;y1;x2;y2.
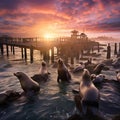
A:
82;69;91;81
58;58;64;67
14;72;28;81
41;61;46;67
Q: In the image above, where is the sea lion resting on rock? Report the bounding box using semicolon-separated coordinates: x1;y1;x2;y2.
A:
79;69;100;115
57;58;71;83
31;61;50;83
112;57;120;68
0;90;21;105
14;72;40;95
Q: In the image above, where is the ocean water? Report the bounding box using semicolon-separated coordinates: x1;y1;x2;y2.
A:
0;42;120;120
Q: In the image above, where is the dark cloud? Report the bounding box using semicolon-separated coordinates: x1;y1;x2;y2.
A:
0;0;22;10
0;0;119;36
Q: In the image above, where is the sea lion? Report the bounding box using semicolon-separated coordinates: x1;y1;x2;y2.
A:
79;69;100;115
116;71;120;82
91;74;105;84
57;58;71;83
31;61;49;83
0;90;21;105
93;63;106;75
112;57;120;68
72;62;84;73
14;72;40;94
39;61;48;75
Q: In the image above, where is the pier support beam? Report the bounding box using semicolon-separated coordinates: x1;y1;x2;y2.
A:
106;43;111;59
30;46;34;63
21;47;24;59
24;48;27;61
6;45;9;57
70;56;74;64
0;44;4;55
11;45;13;52
114;43;117;55
51;47;54;63
12;46;15;55
119;43;120;53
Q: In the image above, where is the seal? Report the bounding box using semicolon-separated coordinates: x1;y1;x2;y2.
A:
112;57;120;68
39;61;48;75
14;72;40;94
57;58;71;83
72;62;84;73
116;71;120;82
0;90;21;105
79;69;100;115
91;74;105;84
31;61;49;83
93;63;106;75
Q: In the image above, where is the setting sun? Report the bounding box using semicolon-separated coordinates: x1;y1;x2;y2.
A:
44;33;55;40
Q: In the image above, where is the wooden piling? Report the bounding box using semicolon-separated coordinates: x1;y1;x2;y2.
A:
43;50;47;61
6;45;9;57
24;48;27;61
80;50;83;59
0;44;4;55
119;43;120;53
11;45;13;52
114;43;117;55
71;56;74;64
12;46;15;55
30;46;33;63
51;47;54;63
106;43;111;59
21;47;24;59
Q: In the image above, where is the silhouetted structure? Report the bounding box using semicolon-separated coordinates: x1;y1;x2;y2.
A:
0;30;98;63
107;43;111;59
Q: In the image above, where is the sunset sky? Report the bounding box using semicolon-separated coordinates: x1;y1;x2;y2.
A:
0;0;120;38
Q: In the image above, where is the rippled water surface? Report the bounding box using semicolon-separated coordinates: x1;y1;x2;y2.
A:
0;42;120;120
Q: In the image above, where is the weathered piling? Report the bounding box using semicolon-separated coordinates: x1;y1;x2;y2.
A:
119;43;120;53
70;56;74;64
21;47;24;59
80;50;83;59
114;43;117;55
51;47;54;63
0;44;4;55
24;48;27;61
6;45;9;57
12;46;15;55
10;45;13;52
43;50;49;61
106;43;111;59
30;46;33;63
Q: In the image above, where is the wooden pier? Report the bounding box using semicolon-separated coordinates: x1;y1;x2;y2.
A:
0;31;100;63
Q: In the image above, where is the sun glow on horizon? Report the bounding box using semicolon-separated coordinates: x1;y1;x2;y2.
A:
43;33;56;40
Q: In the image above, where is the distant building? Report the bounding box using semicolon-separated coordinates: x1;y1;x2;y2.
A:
71;30;88;41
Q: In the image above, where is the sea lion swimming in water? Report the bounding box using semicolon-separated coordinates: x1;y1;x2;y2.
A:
14;72;40;94
91;74;105;84
57;58;71;83
79;69;100;115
